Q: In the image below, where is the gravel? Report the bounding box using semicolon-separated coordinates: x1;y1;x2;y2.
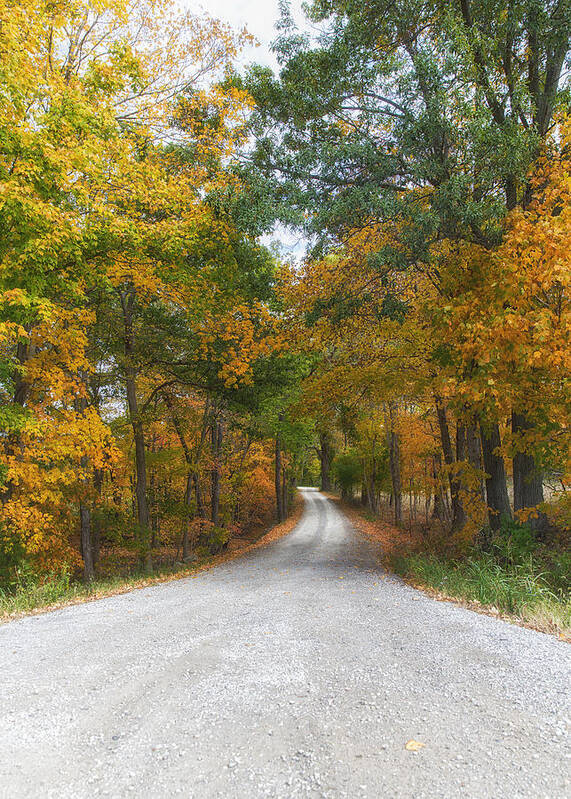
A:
0;488;569;798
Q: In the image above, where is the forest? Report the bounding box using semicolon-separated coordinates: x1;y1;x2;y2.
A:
0;0;569;628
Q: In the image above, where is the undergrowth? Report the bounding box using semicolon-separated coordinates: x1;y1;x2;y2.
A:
390;521;571;635
0;561;199;619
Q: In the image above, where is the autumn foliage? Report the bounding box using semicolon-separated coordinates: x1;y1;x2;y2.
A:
0;0;290;583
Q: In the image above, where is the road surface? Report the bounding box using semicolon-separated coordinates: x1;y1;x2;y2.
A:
1;488;569;798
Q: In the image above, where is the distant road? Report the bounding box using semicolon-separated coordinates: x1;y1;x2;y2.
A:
1;488;569;798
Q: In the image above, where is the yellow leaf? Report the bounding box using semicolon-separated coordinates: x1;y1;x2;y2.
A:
405;740;425;752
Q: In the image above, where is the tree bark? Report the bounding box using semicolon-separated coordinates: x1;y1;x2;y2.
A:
434;397;466;532
80;503;94;582
386;403;402;525
512;411;547;532
480;421;512;531
431;456;447;522
182;472;192;560
275;429;284;522
319;432;333;492
282;466;288;519
92;467;103;566
210;418;222;527
120;290;152;571
163;391;209;547
466;420;485;500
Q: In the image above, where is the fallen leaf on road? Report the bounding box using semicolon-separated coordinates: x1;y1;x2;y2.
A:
405;740;425;752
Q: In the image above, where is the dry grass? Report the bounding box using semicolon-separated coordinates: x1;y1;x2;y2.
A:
0;493;305;624
331;496;570;642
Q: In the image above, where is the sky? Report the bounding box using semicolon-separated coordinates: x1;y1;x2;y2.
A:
192;0;309;71
184;0;312;258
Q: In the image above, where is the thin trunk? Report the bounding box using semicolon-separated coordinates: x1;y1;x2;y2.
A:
194;473;205;518
386;403;402;525
431;456;447;522
282;466;288;519
210;419;222;527
435;397;466;532
120;290;152;571
275;429;283;523
319;432;332;492
480;421;512;531
163;391;209;541
92;467;103;566
182;472;192;560
76;389;95;582
80;503;94;582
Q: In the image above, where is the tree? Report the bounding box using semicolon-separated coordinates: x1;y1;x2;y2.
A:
241;0;570;533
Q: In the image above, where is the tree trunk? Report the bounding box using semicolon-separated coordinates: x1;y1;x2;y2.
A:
431;457;446;522
480;421;512;531
319;432;333;492
434;397;466;533
194;473;205;518
512;411;547;532
182;472;192;560
210;419;222;527
386;403;402;525
275;431;284;522
282;466;288;519
466;421;485;500
163;390;209;545
120;290;152;571
92;467;103;566
80;503;94;582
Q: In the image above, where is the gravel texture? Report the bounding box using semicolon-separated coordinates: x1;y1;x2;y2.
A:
1;488;569;798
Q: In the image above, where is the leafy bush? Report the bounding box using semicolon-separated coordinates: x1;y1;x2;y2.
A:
205;526;231;554
0;526;26;589
333;450;362;496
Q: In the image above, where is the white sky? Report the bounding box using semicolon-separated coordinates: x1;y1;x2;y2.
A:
192;0;309;71
183;0;312;258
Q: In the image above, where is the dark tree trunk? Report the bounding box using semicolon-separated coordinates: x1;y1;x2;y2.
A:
435;397;466;533
466;421;485;500
275;431;284;523
182;472;192;560
431;456;446;522
282;467;288;519
512;411;547;532
210;419;222;527
120;290;152;571
80;503;94;582
386;403;402;525
480;421;512;531
319;432;333;492
92;467;103;566
194;473;205;518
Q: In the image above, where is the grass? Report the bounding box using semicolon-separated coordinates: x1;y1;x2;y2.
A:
0;561;205;619
0;492;305;622
337;497;570;639
390;549;571;636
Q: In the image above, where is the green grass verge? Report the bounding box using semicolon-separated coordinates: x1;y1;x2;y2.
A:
0;561;204;619
390;547;571;636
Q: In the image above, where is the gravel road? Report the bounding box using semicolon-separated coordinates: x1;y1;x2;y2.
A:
1;488;569;798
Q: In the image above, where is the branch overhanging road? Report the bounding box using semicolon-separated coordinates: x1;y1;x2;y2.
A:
1;489;569;798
